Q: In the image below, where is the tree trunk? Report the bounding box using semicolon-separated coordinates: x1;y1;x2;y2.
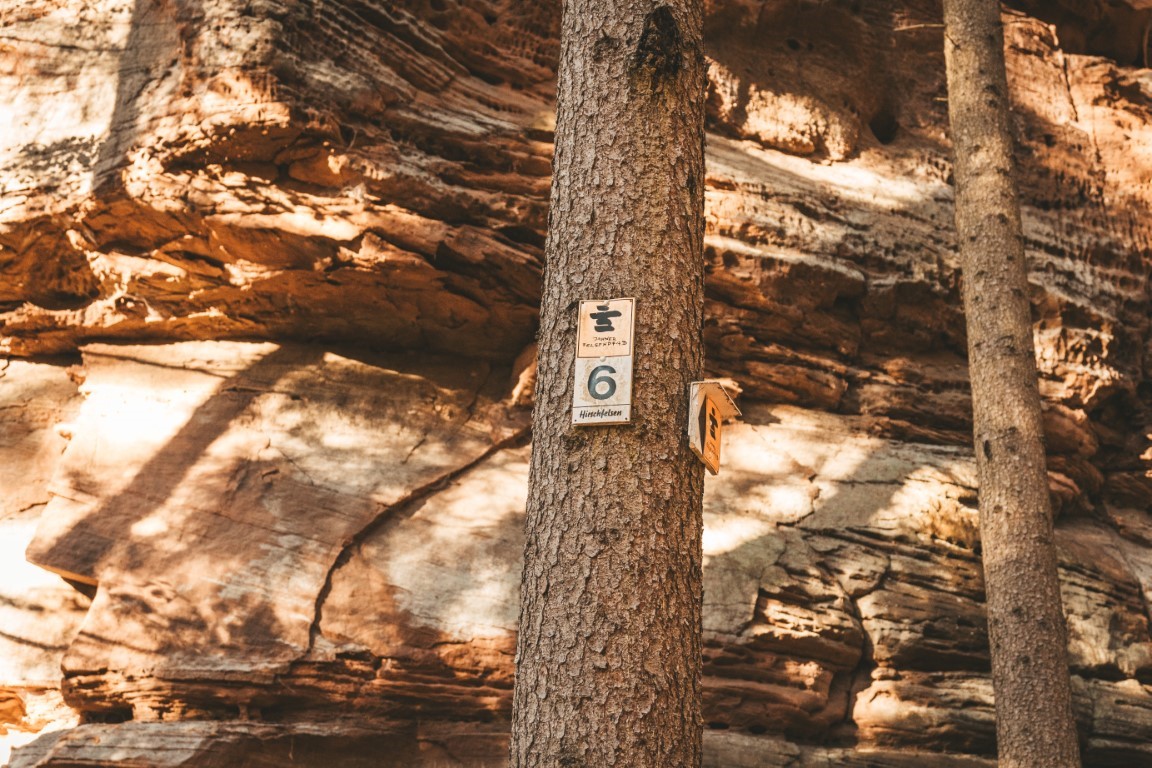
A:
509;1;707;766
941;2;1082;766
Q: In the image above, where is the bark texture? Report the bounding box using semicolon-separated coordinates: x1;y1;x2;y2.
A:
510;1;707;766
942;2;1082;766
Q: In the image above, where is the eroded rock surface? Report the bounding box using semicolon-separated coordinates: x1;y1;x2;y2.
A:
0;361;87;766
22;342;527;726
3;0;1152;766
9;347;1152;767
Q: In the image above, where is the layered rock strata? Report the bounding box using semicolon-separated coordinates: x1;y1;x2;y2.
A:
0;361;87;765
3;0;1152;766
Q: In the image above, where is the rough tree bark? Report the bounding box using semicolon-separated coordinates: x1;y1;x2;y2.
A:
509;1;707;766
941;2;1082;766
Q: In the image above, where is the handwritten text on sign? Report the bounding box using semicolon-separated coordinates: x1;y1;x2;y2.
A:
572;298;635;426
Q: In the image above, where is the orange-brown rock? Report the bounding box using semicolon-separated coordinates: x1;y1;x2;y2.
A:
0;360;87;765
4;1;1152;766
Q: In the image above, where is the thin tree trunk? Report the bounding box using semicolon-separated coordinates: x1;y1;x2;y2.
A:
509;1;707;766
941;2;1082;766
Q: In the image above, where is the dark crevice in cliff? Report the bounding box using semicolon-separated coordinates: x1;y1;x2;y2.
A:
1009;0;1152;67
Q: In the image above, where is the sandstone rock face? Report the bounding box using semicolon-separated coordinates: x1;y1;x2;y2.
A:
4;0;1152;766
0;361;87;766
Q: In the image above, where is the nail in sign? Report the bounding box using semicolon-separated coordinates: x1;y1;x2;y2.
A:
572;298;635;426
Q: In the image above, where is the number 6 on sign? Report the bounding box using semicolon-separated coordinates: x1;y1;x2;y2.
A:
587;365;617;400
573;356;632;425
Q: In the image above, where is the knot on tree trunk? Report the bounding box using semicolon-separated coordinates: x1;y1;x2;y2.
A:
631;6;683;89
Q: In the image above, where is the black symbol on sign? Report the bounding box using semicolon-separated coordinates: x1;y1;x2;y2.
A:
590;304;623;332
709;408;719;440
697;404;709;451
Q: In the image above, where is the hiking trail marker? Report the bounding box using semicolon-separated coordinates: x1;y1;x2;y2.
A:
688;380;741;475
572;298;635;426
